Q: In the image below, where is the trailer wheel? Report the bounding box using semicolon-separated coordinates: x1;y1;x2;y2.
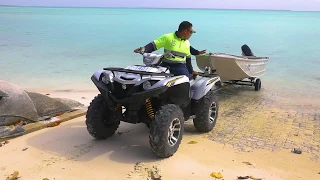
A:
254;78;261;91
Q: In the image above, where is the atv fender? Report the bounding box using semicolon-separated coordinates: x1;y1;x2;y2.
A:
190;76;222;100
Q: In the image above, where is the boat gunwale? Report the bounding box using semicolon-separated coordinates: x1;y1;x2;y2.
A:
196;53;269;63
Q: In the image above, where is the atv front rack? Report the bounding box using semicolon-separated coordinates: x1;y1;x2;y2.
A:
103;67;174;77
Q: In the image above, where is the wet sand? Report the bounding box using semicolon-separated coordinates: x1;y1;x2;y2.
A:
1;84;319;180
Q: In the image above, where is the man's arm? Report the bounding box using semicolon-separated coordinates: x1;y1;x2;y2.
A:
186;46;207;74
190;46;200;55
143;42;156;53
134;34;167;53
186;56;193;74
191;46;207;55
186;46;200;74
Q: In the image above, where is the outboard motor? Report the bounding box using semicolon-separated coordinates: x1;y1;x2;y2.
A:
241;44;254;56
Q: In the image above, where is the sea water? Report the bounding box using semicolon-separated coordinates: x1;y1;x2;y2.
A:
1;6;320;93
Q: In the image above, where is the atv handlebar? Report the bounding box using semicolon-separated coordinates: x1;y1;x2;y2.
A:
135;47;176;59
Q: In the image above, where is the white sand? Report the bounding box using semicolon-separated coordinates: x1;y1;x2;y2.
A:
0;90;319;180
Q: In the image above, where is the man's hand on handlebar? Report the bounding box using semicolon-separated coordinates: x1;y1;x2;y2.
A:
133;47;145;54
133;48;140;53
192;70;199;80
192;71;199;76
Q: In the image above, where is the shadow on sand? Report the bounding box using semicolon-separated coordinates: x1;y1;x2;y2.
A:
25;85;263;165
25;117;204;164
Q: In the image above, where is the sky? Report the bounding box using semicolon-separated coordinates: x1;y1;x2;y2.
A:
1;0;320;11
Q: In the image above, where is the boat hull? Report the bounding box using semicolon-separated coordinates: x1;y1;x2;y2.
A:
196;53;269;82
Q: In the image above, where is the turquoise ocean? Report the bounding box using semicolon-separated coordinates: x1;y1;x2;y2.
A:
1;6;320;93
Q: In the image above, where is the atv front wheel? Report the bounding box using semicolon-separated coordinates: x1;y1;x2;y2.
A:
85;94;120;140
192;90;219;133
149;104;184;158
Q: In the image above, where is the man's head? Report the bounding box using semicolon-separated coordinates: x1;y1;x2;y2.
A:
177;21;196;40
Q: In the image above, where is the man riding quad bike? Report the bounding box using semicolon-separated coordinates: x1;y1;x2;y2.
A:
85;21;222;158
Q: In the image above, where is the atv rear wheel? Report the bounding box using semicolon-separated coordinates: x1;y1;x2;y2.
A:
86;94;120;140
192;90;219;133
149;104;184;158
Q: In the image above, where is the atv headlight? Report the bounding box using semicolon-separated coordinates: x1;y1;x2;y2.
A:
102;76;109;84
101;73;114;84
142;81;152;90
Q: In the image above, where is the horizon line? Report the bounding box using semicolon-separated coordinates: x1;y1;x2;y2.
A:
1;5;320;12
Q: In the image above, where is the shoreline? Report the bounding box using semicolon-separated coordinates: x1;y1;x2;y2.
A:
22;78;320;108
24;88;100;107
14;71;320;93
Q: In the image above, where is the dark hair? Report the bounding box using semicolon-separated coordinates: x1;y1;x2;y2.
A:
178;21;192;32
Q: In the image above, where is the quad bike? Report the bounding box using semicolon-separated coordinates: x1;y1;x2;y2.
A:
85;51;222;158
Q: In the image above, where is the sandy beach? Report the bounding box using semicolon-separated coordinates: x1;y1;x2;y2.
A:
1;85;319;180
